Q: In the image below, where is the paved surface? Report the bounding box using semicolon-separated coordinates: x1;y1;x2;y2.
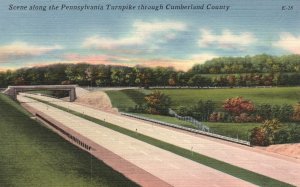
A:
18;94;255;187
21;93;300;186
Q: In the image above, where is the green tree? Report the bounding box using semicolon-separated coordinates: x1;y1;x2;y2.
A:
65;64;88;85
95;65;112;87
85;65;98;87
188;74;210;87
144;90;171;115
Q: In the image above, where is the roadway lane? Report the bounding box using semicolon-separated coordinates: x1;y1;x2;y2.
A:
22;93;300;186
18;94;255;187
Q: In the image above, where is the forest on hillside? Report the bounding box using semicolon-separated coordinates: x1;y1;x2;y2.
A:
1;54;300;87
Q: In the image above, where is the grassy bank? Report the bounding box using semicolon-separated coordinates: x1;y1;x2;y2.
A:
131;113;259;141
27;96;294;187
105;90;137;111
106;88;300;144
131;113;198;129
106;87;300;110
0;94;138;187
205;122;259;140
156;87;300;108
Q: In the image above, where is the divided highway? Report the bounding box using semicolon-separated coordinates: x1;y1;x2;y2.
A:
18;94;255;187
19;93;300;186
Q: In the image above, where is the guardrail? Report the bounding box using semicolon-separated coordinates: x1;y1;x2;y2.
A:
121;112;251;146
168;108;210;132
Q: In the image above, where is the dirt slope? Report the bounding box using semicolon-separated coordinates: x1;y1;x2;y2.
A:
75;90;118;113
258;143;300;159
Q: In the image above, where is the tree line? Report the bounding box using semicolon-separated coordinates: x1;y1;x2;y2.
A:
1;54;300;87
191;54;300;74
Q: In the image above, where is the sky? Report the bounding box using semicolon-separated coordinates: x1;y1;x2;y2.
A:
0;0;299;71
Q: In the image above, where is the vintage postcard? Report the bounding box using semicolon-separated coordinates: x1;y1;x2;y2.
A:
0;0;299;186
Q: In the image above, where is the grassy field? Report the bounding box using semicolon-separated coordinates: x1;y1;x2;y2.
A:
28;96;293;187
105;87;300;141
156;87;300;108
130;113;258;141
106;87;300;110
0;94;137;187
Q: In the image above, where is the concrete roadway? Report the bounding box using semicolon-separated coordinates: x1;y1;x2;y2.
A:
20;93;300;186
18;94;255;187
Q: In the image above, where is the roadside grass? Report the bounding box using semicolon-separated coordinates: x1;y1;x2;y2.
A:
121;89;146;105
105;89;149;111
205;122;259;141
129;113;259;141
0;94;138;187
28;96;294;187
105;90;137;111
131;113;198;129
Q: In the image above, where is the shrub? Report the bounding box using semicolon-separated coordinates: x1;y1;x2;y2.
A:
270;105;280;120
177;100;215;121
250;127;268;146
234;113;254;123
292;103;300;121
128;104;147;113
222;97;254;122
273;129;290;144
223;97;254;116
255;104;272;121
209;112;226;122
144;90;171;115
278;104;293;121
191;100;215;121
287;124;300;143
256;104;294;122
250;119;283;146
262;119;282;145
177;106;192;117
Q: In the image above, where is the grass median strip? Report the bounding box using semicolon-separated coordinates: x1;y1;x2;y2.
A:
25;96;295;187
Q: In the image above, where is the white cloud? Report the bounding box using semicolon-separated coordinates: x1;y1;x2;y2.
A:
198;29;257;50
273;32;300;54
82;20;187;50
0;42;63;62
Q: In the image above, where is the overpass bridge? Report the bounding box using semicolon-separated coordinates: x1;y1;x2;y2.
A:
3;85;77;101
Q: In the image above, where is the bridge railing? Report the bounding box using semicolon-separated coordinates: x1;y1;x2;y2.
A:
120;112;251;146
